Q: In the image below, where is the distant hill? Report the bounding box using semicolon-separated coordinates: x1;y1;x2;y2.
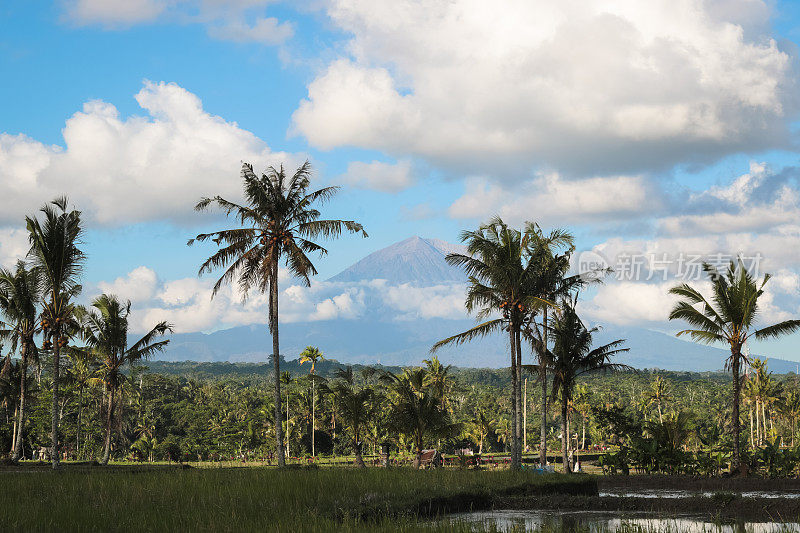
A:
157;235;800;373
327;236;466;285
158;318;800;373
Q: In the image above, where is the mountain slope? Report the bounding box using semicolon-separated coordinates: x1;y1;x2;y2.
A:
327;236;466;285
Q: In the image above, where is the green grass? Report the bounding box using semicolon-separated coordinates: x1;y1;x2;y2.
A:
0;466;595;532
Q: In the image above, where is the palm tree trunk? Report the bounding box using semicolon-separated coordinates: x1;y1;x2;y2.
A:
353;437;365;468
51;336;60;469
312;380;315;457
515;328;523;467
523;377;527;452
749;404;754;449
285;390;290;458
540;308;548;467
271;262;285;467
561;394;570;474
732;350;742;471
101;385;115;465
581;416;586;451
77;384;84;460
11;342;27;461
509;327;519;470
757;400;761;445
11;404;18;454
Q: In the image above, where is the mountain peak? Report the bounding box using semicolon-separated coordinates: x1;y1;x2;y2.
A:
327;236;466;285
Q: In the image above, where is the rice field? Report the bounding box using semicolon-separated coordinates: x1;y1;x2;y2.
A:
0;465;595;532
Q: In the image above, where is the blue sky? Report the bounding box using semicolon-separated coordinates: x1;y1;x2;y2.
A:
2;0;800;360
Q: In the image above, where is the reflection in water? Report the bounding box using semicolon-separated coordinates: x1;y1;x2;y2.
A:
599;490;800;500
447;510;800;532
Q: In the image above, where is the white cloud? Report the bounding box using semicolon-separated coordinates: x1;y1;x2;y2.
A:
293;0;795;175
63;0;293;45
97;266;159;303
65;0;166;26
382;283;467;320
449;173;655;225
0;81;301;225
101;265;470;333
342;159;414;192
207;17;294;45
581;281;679;326
659;162;800;236
0;228;30;270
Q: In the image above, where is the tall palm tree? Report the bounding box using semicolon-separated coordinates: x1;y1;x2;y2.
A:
190;162;366;466
299;346;324;457
26;196;85;469
432;218;552;469
0;261;41;461
669;260;800;471
76;294;172;464
549;299;628;473
522;223;578;468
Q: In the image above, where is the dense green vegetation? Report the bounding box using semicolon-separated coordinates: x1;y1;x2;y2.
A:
6;351;800;478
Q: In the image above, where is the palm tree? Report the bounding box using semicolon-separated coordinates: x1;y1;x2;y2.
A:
432;218;552;469
328;366;376;467
76;294;172;464
522;223;578;468
550;299;628;473
669;260;800;471
423;356;452;409
778;388;800;448
64;346;96;460
26;196;85;469
299;345;324;457
0;261;41;461
190;162;366;466
469;409;496;454
382;368;460;468
647;376;672;424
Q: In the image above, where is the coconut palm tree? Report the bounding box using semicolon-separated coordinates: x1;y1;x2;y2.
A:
423;356;452;409
299;345;324;457
190;162;366;467
0;261;41;461
647;376;672;424
669;260;800;471
549;299;628;473
522;223;579;468
64;346;96;460
76;294;172;464
26;196;85;469
328;366;376;468
432;218;552;469
469;409;496;454
778;388;800;448
382;368;460;468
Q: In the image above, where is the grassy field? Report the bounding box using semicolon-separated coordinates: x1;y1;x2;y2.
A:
0;465;596;532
